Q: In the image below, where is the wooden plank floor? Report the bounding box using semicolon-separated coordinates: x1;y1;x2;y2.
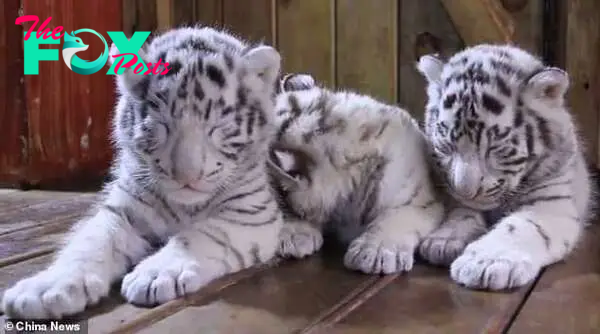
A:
0;189;598;334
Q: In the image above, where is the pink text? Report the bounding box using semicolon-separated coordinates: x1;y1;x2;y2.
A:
112;53;171;75
16;15;64;41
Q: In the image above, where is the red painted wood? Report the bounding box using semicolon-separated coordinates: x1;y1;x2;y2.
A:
16;0;122;189
0;0;27;187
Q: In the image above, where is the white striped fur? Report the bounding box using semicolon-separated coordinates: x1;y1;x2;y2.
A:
269;74;444;274
417;44;595;290
2;26;284;319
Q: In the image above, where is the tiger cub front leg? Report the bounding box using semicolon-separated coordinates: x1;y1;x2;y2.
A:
419;207;488;266
122;218;281;306
451;197;582;290
2;203;151;319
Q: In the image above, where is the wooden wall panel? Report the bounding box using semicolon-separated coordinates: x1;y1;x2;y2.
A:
222;0;273;44
440;0;513;44
156;0;173;30
336;0;398;104
507;0;544;54
195;0;223;26
20;0;121;189
155;0;223;32
439;0;543;53
156;0;196;31
123;0;157;37
597;53;600;167
563;0;600;166
172;0;197;27
398;0;464;121
276;0;334;86
2;0;599;190
0;0;27;187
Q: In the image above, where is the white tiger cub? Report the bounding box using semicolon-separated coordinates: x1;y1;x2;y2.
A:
269;74;444;274
2;26;284;319
416;44;595;290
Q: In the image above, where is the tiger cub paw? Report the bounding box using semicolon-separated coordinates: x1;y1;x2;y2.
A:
2;266;109;319
278;221;323;259
121;250;217;306
419;233;469;266
450;241;541;290
344;232;415;274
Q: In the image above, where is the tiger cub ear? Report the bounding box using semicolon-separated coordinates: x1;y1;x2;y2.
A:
523;67;569;107
244;45;282;89
109;40;151;100
416;54;444;85
280;73;316;92
267;149;308;190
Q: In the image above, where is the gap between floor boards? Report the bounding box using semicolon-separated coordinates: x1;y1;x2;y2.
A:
298;274;399;334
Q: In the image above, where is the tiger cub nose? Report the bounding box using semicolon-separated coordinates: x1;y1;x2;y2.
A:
174;170;204;186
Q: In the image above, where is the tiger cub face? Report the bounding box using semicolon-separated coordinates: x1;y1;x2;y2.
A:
112;27;281;205
417;44;571;210
267;73;332;223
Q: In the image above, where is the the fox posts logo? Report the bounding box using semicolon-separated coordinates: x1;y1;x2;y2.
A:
16;15;170;76
61;29;108;75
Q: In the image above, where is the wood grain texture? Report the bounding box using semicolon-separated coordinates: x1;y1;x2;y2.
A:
276;0;335;87
439;0;542;53
132;256;373;334
195;0;223;26
300;275;395;334
172;0;196;27
439;0;514;44
0;254;53;297
122;0;158;37
134;0;223;35
222;0;273;43
336;0;398;103
0;191;96;259
0;215;73;260
155;0;172;30
103;263;275;334
563;0;600;165
398;0;464;121
506;0;543;53
0;0;27;188
598;65;600;168
541;0;567;67
509;225;600;334
2;190;600;333
0;189;162;330
20;0;121;190
310;265;535;334
0;195;95;234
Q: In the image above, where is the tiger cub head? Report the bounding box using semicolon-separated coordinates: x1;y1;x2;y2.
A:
111;27;281;205
417;44;574;210
267;73;340;223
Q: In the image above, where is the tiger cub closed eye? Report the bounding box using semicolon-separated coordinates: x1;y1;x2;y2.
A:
2;26;284;319
417;44;596;291
268;73;444;274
